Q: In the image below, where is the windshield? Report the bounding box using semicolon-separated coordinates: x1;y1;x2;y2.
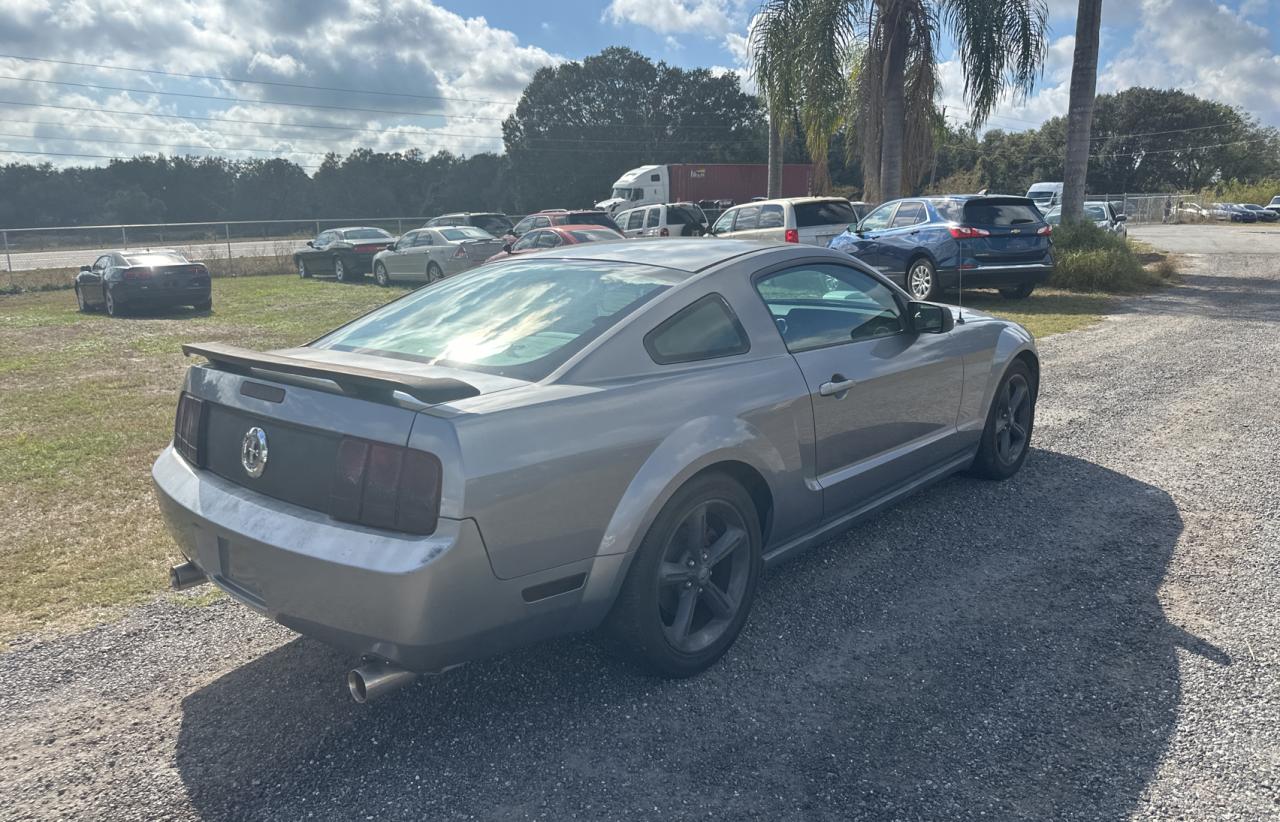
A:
440;227;495;241
1027;190;1056;203
611;187;643;201
343;228;392;240
125;253;187;266
312;260;682;381
566;228;621;243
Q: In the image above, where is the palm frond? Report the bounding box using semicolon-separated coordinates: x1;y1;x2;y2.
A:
938;0;1048;126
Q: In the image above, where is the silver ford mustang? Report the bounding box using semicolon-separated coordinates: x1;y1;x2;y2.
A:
153;240;1038;701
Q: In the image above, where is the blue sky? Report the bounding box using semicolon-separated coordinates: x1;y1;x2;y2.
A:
0;0;1276;168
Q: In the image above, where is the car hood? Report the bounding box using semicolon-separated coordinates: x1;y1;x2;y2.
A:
595;197;627;212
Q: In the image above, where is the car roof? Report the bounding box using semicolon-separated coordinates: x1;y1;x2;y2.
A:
118;248;182;255
731;196;849;207
525;238;782;272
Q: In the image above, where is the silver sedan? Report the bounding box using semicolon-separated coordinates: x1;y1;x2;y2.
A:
371;226;505;286
154;240;1039;701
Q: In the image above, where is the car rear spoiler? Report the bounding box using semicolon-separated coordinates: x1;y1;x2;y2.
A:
182;342;481;405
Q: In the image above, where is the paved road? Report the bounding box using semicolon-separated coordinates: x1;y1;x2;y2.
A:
1;227;1278;820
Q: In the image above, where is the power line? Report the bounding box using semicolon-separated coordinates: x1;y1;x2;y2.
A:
0;53;521;107
0;74;512;123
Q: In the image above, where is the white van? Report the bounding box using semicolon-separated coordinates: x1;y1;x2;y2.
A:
1026;182;1063;210
615;203;709;238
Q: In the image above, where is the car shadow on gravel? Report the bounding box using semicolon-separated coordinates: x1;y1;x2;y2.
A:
174;450;1225;820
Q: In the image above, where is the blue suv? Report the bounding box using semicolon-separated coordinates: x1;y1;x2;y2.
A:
829;195;1054;301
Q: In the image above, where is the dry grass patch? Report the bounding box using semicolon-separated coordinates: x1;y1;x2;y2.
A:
0;276;407;645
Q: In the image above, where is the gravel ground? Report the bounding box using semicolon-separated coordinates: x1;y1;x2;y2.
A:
1;224;1277;821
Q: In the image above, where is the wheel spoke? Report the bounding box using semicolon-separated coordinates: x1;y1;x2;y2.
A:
704;525;745;568
1009;383;1028;416
670;587;697;643
660;561;693;587
684;504;708;554
700;582;734;619
1011;421;1027;440
998;428;1011;457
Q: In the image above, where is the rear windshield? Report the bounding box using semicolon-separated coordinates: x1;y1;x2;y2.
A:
794;200;858;227
934;199;1044;227
312;260;682;381
342;228;393;240
1083;205;1107;221
440;227;495;241
667;205;705;225
567;229;621;243
567;212;621;231
472;214;513;235
125;253;187;266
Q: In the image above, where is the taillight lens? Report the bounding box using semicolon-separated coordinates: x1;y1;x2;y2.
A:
1037;225;1053;236
659;227;669;237
453;245;467;258
353;243;386;254
123;267;152;279
173;392;205;467
330;437;442;535
784;228;799;243
948;226;991;239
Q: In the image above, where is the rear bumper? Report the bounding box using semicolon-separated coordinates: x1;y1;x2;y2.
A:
938;262;1053;290
112;282;210;306
152;446;613;672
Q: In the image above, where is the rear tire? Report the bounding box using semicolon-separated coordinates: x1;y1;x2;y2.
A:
334;257;349;283
999;282;1036;299
194;298;212;312
374;262;390;287
604;473;762;678
906;258;937;301
104;287;121;317
426;262;443;283
968;360;1036;480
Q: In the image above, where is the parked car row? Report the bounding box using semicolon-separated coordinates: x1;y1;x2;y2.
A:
1178;200;1280;223
1044;200;1128;238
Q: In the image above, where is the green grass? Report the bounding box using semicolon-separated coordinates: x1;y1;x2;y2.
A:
0;273;1122;645
0;275;408;645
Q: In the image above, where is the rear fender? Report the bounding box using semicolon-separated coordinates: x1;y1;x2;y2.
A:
576;415;786;622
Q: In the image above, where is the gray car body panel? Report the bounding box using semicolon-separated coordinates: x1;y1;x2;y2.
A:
153;239;1038;672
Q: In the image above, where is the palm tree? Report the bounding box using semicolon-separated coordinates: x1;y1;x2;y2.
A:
753;0;1048;202
1061;0;1103;222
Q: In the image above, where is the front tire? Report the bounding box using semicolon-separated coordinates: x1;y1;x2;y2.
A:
604;473;762;678
906;258;937;301
999;282;1036;299
374;262;390;287
296;257;310;278
968;360;1036;480
75;285;90;312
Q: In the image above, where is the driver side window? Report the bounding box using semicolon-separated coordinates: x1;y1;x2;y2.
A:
756;264;904;352
859;204;897;232
711;209;735;235
512;231;541;252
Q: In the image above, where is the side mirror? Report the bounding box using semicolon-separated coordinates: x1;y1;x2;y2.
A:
79;265;91;273
502;241;514;253
1115;214;1127;222
306;240;315;248
908;301;954;334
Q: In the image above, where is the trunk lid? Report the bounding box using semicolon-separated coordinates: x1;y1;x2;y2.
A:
961;197;1052;264
458;239;505;262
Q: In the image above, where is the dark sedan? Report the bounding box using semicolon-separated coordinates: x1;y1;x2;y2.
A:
830;195;1054;301
75;249;211;317
294;227;396;282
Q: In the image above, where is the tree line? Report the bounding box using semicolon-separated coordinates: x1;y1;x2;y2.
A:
1;47;1278;231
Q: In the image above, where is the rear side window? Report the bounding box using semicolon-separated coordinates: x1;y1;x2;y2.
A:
758;204;785;228
645;208;661;228
794;200;858;227
645;294;750;365
890;202;926;227
963;200;1043;227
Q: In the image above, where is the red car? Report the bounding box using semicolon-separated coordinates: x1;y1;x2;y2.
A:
486;224;624;262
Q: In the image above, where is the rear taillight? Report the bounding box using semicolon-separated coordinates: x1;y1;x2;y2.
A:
330;437;441;535
659;227;669;237
123;267;152;279
353;243;386;254
784;228;799;243
948;226;991;239
173;392;206;467
453;246;467;258
1037;225;1053;236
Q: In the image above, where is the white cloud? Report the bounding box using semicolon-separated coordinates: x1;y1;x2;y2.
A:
0;0;563;168
603;0;736;36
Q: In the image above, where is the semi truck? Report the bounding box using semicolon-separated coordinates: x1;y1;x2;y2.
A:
596;164;814;214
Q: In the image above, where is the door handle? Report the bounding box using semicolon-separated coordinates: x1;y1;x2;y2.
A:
819;377;857;397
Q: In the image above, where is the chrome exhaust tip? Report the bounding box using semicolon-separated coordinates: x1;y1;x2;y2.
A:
347;660;417;703
169;561;207;591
